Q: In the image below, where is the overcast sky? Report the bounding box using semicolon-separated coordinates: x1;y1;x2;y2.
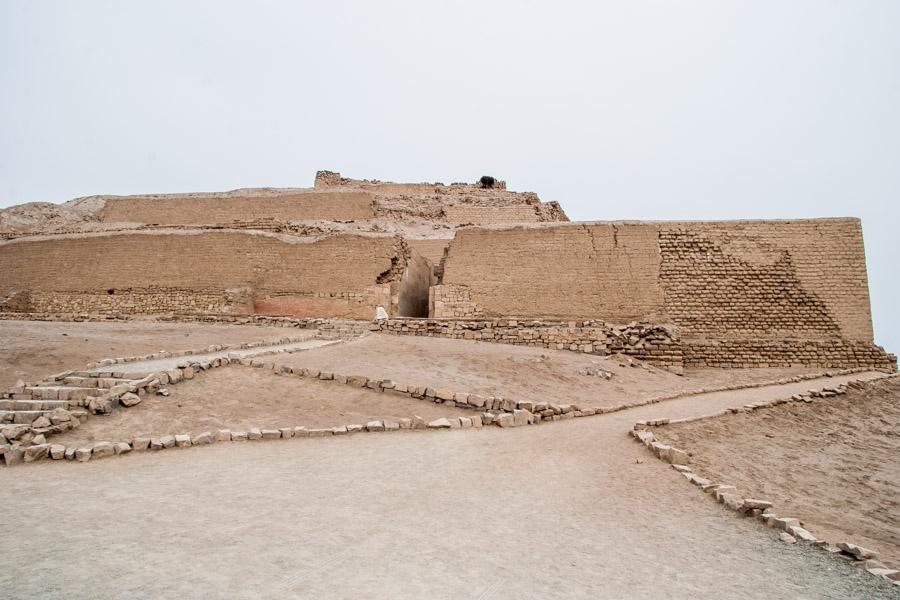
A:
1;1;897;351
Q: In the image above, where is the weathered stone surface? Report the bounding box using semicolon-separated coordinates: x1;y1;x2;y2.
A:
772;517;800;531
132;437;150;450
216;429;231;442
50;444;66;459
459;416;472;428
495;413;514;428
427;418;452;429
119;392;141;407
260;429;281;439
92;441;115;458
383;421;400;431
231;431;249;441
279;428;294;439
308;428;331;437
159;435;176;448
248;428;262;440
779;532;797;544
512;409;532;426
174;434;192;447
837;542;878;560
366;421;385;432
193;431;213;445
64;446;76;460
435;389;455;401
114;441;132;455
398;418;412;429
24;443;50;462
787;526;817;543
31;416;51;428
411;416;426;429
742;499;773;511
293;427;309;438
331;426;348;435
347;424;364;433
75;447;92;462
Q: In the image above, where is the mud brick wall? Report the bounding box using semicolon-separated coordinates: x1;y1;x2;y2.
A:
443;206;545;225
375;318;684;371
0;231;403;319
658;219;873;341
437;219;874;340
439;223;665;322
684;339;896;371
99;191;375;225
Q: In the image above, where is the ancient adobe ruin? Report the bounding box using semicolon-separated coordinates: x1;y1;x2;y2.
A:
0;170;894;372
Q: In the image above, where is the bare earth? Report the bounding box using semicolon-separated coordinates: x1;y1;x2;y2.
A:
0;320;311;389
1;322;897;598
1;370;895;599
277;333;829;408
51;366;472;445
661;376;900;571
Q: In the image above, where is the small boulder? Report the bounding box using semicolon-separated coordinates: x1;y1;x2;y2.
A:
119;392;141;407
427;418;452;429
31;416;51;429
779;532;797;545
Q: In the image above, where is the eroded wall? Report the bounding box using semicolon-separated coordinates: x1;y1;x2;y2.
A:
99;191;375;224
437;223;665;322
0;231;402;319
435;219;874;341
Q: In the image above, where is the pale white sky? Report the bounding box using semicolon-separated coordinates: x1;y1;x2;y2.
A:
1;1;897;352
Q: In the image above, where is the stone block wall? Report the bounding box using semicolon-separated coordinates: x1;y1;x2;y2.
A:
374;318;684;371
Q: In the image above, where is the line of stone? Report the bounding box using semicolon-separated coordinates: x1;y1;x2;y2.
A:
630;373;900;587
0;341;341;465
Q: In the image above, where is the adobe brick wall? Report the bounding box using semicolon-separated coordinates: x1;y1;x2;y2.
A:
432;218;891;370
0;231;404;319
437;219;873;339
438;223;665;322
99;191;375;225
659;220;873;342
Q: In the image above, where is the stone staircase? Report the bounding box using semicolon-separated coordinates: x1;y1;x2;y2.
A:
0;371;152;425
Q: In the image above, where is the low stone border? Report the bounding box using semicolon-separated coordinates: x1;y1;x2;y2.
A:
84;335;313;368
630;373;900;587
3;348;886;468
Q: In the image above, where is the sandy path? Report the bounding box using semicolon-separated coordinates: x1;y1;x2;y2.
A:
0;320;311;389
1;371;894;599
661;376;900;569
277;333;827;409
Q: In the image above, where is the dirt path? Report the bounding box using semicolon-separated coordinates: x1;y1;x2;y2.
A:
661;376;900;570
0;320;311;389
1;371;895;599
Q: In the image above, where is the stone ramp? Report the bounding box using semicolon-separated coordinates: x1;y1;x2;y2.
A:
87;339;338;375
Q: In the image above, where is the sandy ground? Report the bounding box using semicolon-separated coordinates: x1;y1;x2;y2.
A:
276;333;828;409
52;367;473;444
661;376;900;571
0;320;312;389
1;371;895;599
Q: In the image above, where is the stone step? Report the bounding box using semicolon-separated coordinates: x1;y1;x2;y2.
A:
23;386;96;401
59;376;134;388
0;409;55;424
0;399;74;411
